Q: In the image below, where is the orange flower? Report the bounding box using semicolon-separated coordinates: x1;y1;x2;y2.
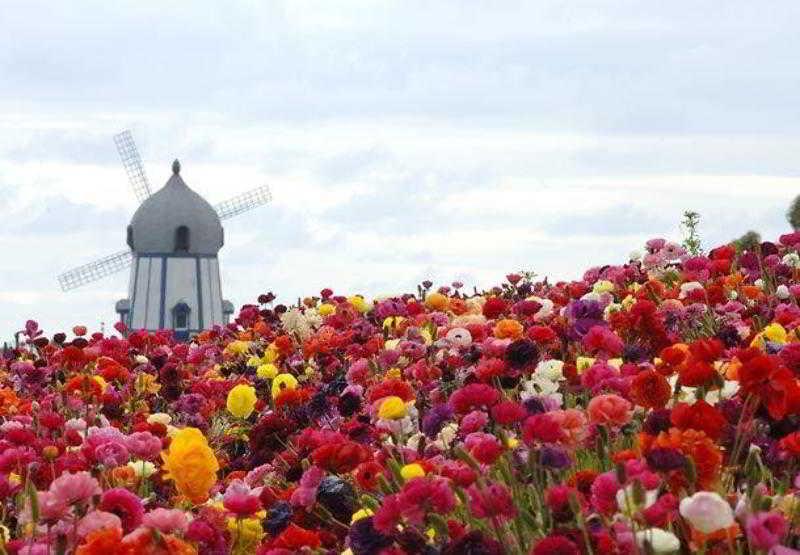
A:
0;388;21;417
425;292;450;311
449;298;468;315
648;427;722;489
630;370;672;409
494;319;524;340
76;527;124;555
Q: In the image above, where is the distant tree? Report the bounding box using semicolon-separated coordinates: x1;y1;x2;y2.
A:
681;210;703;256
789;195;800;230
734;230;761;253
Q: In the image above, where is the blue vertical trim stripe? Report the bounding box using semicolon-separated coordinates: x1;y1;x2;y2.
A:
195;257;204;330
158;256;168;329
129;256;140;329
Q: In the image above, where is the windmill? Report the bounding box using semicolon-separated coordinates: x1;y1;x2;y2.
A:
57;130;272;338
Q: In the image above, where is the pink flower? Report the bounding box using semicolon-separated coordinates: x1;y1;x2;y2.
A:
125;431;163;460
590;471;620;514
679;491;734;534
746;512;788;551
223;479;263;516
98;488;144;532
290;466;325;510
77;510;122;538
467;481;516;521
587;394;632;428
460;410;489;434
142;508;189;534
48;471;101;506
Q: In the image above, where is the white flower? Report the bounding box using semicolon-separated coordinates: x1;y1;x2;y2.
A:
127;460;157;478
679;491;734;533
629;250;643;261
635;528;680;554
280;308;317;341
783;252;800;268
776;284;791;299
755;278;765;290
534;359;564;382
445;327;472;347
147;413;172;426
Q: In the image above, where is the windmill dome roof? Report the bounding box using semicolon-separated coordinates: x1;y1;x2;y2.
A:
128;161;223;254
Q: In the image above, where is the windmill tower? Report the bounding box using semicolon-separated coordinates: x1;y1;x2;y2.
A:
58;130;272;340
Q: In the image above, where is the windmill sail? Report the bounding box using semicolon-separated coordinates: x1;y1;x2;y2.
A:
57;250;133;291
114;130;152;203
214;185;272;220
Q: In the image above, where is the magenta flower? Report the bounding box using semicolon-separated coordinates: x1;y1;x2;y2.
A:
746;511;788;551
98;487;144;532
467;481;516;521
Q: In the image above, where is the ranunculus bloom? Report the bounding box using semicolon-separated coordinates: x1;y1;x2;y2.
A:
587;394;632;428
746;511;787;551
226;384;258;419
48;471;102;507
679;491;734;534
160;427;219;504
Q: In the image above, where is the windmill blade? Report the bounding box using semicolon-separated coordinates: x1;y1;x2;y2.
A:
58;250;133;292
214;185;273;220
114;130;152;203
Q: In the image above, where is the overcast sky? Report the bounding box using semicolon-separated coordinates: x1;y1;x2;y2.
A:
1;0;799;339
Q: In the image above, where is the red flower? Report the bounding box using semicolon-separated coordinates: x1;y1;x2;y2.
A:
630;370;672;409
670;400;726;441
528;325;557;344
490;400;527;425
272;524;321;550
311;441;371;474
448;384;500;414
678;360;716;387
482;298;507;319
354;461;384;491
530;535;580;555
522;413;563;445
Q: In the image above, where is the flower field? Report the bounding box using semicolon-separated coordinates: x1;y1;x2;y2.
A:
5;234;800;554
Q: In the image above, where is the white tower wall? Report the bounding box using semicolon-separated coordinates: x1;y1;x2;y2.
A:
125;255;226;334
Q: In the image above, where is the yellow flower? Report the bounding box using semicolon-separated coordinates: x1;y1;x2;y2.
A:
226;384;257;419
271;373;298;399
227;517;264;554
424;292;449;311
593;280;614;294
386;368;402;380
400;463;426;480
576;357;595;374
384;339;401;350
93;375;108;393
348;295;370;313
136;373;161;395
263;347;279;363
378;396;407;420
256;363;278;380
351;508;374;523
225;340;251;357
751;322;788;349
383;316;406;331
161;427;219;504
319;303;336;316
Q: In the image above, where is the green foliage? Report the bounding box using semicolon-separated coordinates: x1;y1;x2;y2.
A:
788;195;800;230
681;210;703;256
734;230;761;253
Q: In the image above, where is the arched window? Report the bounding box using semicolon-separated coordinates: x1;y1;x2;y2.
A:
172;302;191;329
174;226;190;252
